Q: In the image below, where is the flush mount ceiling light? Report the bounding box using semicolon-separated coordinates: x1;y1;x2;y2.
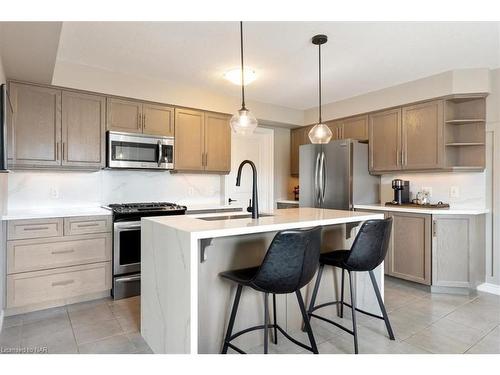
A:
308;34;333;144
224;67;257;86
230;21;258;136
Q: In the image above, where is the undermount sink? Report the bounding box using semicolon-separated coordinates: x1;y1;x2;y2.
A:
199;213;274;221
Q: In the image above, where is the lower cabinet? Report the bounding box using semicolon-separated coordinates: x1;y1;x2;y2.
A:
4;215;112;314
385;211;432;285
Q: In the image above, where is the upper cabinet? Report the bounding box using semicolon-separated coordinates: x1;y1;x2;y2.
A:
174;108;231;174
369;100;448;174
326;120;343;141
402;100;444;170
106;98;174;137
290;125;312;176
8;82;62;167
369;108;402;173
342;115;368;141
62;91;106;168
8;82;105;170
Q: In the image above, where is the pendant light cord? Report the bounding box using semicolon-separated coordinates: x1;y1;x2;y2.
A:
318;42;322;124
240;21;246;110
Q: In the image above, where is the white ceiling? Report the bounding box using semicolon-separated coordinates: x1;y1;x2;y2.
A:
36;22;500;109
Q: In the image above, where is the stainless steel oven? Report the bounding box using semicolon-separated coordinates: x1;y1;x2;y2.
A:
113;221;141;299
107;131;174;170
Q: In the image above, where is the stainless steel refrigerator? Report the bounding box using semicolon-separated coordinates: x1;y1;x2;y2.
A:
299;139;379;209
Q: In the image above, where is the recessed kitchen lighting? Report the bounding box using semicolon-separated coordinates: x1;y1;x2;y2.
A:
224;67;257;85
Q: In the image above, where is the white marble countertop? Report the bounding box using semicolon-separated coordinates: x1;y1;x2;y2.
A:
354;203;489;215
184;203;243;214
1;206;112;221
276;200;300;205
144;207;384;240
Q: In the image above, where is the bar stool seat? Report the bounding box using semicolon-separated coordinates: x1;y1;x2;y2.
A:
219;226;323;354
319;250;352;270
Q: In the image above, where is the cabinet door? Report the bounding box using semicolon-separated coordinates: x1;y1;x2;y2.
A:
343;115;368;141
387;212;431;285
174;108;204;171
106;98;142;133
326;121;343;140
204;112;231;173
369;108;402;173
142;103;174;137
61;91;105;168
402;100;444;170
290;128;302;176
8;82;62;167
432;216;470;288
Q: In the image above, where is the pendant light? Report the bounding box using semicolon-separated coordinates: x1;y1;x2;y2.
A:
230;21;258;135
308;34;333;144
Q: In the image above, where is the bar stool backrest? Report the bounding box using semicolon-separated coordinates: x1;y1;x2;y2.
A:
345;218;393;272
251;226;323;294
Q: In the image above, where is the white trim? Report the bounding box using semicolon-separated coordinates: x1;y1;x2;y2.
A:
477;282;500;296
0;309;4;333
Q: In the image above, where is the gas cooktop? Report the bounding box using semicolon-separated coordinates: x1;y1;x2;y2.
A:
105;202;187;221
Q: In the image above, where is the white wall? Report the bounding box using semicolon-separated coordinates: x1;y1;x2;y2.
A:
0;49;6;325
52;61;304;127
304;69;491;124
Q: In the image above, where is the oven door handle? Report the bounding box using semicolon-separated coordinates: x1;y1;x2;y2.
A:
115;224;141;230
115;275;141;283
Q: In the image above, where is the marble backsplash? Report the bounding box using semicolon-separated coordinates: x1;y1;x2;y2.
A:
6;170;224;209
380;172;487;208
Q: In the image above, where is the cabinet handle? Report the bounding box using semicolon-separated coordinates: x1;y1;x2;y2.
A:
143;114;146;129
62;142;66;161
52;279;75;287
433;220;437;237
138;113;141;130
204;153;208;166
76;223;100;228
51;249;75;255
23;226;49;231
56;142;59;161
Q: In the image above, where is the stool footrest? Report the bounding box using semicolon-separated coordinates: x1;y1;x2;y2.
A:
224;323;317;354
310;300;386;321
309;313;354;336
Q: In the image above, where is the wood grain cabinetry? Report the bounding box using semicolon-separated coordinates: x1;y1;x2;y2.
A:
402;100;444;170
107;98;174;137
62;91;106;168
326;120;343;141
8;82;62;167
385;211;432;285
369;108;402;173
174;109;231;173
5;215;112;313
290;126;312;176
342;115;368;141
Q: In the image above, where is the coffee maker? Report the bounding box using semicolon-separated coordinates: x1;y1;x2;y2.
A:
391;179;410;205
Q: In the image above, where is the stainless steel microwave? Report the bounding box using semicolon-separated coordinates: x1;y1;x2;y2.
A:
107;131;174;170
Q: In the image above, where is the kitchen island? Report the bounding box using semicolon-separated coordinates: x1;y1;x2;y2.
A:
141;207;384;354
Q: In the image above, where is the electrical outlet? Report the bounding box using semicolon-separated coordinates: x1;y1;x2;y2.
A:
50;187;59;199
450;186;460;199
188;187;195;197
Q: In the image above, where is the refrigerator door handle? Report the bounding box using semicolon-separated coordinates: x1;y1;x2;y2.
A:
321;151;326;204
315;153;321;206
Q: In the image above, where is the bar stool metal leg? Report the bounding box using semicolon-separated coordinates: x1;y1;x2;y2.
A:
339;268;345;318
307;264;324;315
264;293;269;354
348;271;358;354
272;293;278;345
296;289;319;354
369;270;395;340
221;284;243;354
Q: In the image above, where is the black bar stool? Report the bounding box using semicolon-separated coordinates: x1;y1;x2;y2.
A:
219;226;322;354
306;218;395;354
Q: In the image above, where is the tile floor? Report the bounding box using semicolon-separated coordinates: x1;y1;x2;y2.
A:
0;295;152;354
1;277;499;354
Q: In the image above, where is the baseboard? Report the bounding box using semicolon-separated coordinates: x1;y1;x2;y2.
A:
477;282;500;296
0;309;4;333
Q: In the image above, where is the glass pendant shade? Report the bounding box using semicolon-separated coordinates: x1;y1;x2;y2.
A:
230;108;258;135
308;123;333;144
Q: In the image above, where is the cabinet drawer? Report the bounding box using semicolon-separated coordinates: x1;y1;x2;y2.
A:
8;218;63;240
7;233;112;274
6;262;111;308
64;216;112;236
